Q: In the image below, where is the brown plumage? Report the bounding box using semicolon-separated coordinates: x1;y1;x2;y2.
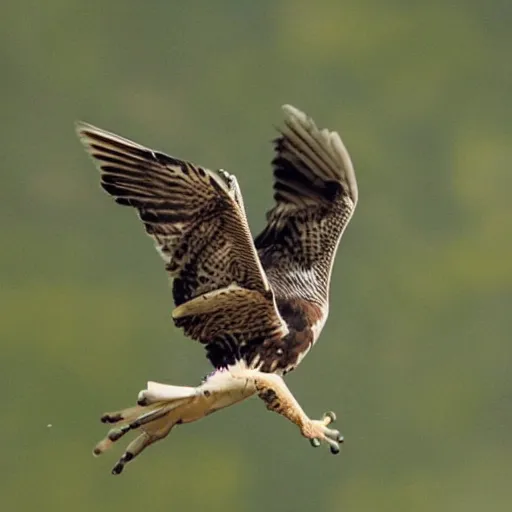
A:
76;105;358;474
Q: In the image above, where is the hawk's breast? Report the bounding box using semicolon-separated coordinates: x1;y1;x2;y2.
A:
242;297;326;375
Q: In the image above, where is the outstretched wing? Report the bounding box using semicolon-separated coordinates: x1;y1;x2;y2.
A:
77;123;287;365
255;105;358;307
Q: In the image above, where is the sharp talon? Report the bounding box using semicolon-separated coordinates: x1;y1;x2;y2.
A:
112;462;124;475
107;426;129;442
107;429;122;442
310;438;321;448
101;412;123;424
93;437;113;456
111;451;134;475
323;411;336;424
338;434;344;443
330;444;340;455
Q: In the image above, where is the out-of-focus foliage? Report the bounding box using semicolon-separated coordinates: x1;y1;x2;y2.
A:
2;1;510;511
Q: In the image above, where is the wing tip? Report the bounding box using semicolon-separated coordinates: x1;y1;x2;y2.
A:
281;104;306;121
75;120;93;146
75;120;103;139
279;104;359;206
281;104;317;132
75;121;115;155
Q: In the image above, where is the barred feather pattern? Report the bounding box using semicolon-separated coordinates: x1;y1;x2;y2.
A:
255;105;358;316
76;123;288;369
76;104;357;373
76;124;270;305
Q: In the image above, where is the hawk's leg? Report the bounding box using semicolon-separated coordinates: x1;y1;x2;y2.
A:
249;372;344;454
93;371;255;475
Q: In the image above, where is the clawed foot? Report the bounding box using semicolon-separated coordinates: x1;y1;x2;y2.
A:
94;404;171;475
302;411;344;454
93;381;200;475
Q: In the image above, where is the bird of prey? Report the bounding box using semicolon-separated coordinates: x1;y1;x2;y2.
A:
76;105;358;475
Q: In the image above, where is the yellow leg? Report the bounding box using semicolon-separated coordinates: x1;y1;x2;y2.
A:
249;372;344;454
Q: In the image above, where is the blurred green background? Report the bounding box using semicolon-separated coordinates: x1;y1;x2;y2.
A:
2;1;511;511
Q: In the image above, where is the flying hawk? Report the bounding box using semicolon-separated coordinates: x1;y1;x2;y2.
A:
76;105;358;475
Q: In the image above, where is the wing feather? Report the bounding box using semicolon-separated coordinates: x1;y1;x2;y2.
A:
255;105;358;306
76;123;287;364
172;284;287;343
